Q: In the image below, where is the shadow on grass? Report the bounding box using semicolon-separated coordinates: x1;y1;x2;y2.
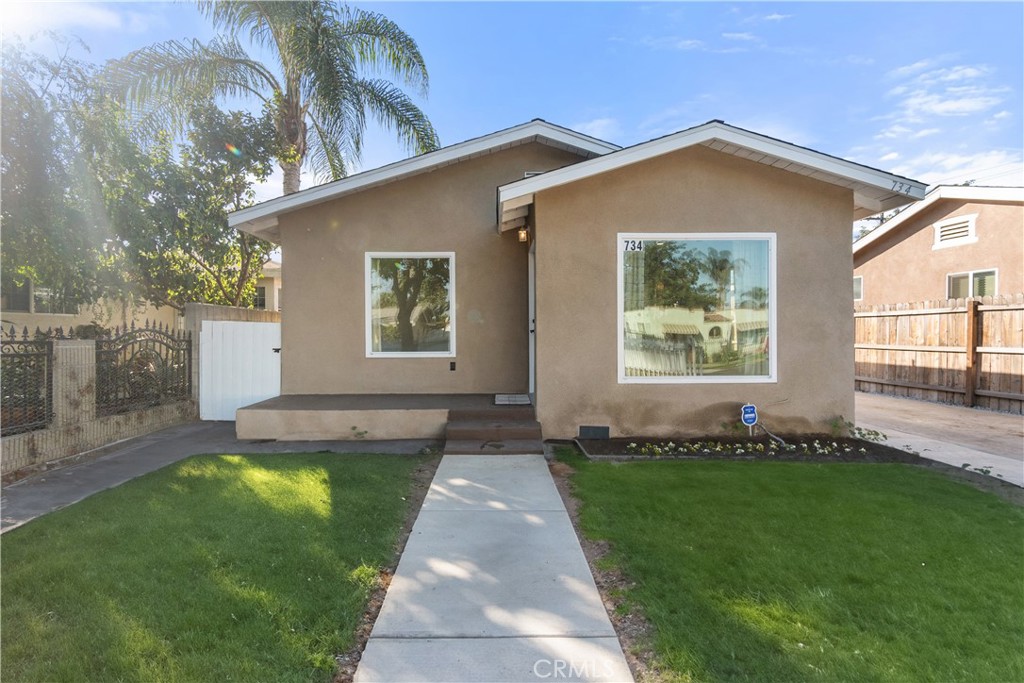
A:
1;452;423;683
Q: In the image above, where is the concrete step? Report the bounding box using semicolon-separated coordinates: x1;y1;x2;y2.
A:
443;439;545;455
445;419;542;441
448;406;535;422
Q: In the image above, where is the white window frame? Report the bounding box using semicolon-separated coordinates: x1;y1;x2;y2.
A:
365;251;456;358
932;213;978;250
853;275;864;301
946;268;998;299
616;232;778;384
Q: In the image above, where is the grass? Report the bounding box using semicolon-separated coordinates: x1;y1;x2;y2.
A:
559;448;1024;682
1;452;427;683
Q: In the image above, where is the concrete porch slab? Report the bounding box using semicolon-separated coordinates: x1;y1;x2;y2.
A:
236;394;499;441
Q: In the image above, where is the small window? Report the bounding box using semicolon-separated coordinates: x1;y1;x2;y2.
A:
933;214;978;249
366;252;454;357
853;276;863;301
1;280;31;312
708;326;722;339
255;286;267;310
32;287;77;315
947;269;997;299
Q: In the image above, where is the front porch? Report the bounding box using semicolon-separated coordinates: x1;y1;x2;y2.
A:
236;395;540;453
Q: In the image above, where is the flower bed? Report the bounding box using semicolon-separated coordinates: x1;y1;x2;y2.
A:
575;435;923;463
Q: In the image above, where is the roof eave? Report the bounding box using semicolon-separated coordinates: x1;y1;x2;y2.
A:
498;121;927;229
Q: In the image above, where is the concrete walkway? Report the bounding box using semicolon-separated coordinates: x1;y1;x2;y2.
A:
355;455;633;683
856;392;1024;487
1;421;435;533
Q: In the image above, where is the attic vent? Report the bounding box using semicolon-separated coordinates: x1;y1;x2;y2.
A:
523;171;545;178
933;213;978;249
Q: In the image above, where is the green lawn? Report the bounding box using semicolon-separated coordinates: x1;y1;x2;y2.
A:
1;453;428;683
560;449;1024;682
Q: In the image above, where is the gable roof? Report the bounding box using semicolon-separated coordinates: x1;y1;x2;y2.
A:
852;185;1024;256
497;120;927;230
229;119;620;241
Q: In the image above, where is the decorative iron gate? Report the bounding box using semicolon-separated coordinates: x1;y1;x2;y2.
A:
0;330;54;436
95;324;192;417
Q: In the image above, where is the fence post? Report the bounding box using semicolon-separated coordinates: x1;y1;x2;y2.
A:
964;299;979;408
53;339;97;425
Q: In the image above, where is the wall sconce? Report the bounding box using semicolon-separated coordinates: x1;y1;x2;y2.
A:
517;226;530;243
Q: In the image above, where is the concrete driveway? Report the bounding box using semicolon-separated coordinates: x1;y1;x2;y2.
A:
855;392;1024;487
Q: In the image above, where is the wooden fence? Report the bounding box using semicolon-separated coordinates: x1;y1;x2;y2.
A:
854;294;1024;414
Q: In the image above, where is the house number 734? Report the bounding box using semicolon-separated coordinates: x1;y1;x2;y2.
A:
622;240;645;252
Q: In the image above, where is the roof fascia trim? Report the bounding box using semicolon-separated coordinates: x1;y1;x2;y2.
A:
853;185;1024;255
499;121;927;212
228;120;620;228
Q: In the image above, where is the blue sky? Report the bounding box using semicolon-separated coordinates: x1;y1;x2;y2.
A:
4;1;1022;205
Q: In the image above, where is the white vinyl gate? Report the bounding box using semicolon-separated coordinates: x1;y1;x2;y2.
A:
199;321;281;420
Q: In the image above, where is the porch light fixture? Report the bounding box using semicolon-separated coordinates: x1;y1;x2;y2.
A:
517;227;530;243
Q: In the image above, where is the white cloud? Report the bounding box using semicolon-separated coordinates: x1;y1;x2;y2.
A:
887;59;935;79
722;32;758;42
993;110;1012;120
571;117;622;142
763;13;793;22
880;152;900;162
1;1;158;35
639;36;705;51
901;89;1004;117
892;149;1024;187
911;128;941;139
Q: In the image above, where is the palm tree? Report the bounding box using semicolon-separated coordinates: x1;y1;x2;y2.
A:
700;248;747;311
103;1;439;195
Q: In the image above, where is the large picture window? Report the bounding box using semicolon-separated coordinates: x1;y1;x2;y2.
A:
618;233;776;383
366;252;454;357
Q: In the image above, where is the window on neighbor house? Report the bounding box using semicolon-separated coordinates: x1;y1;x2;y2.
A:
933;214;978;249
255;286;267;310
366;253;454;357
853;276;863;301
619;233;776;383
947;269;997;299
1;280;31;312
32;286;77;314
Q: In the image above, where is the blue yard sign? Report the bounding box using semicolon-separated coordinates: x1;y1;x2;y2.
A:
741;404;758;427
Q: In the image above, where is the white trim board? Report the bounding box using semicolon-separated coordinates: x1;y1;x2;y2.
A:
500;120;927;229
230;120;620;241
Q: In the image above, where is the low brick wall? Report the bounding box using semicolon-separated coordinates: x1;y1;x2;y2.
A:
1;401;196;475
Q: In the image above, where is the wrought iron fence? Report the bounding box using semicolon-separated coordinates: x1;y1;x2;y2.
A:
96;323;191;417
1;328;54;436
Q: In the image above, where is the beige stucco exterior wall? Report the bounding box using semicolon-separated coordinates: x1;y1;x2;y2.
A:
533;145;855;438
854;200;1024;306
2;297;180;335
278;142;586;394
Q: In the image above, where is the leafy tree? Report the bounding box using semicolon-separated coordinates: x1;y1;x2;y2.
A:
373;257;449;351
740;286;769;310
641;243;717;310
82;103;279;311
1;38;109;313
103;0;439;195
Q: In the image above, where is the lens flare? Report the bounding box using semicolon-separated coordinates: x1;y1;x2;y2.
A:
224;143;242;157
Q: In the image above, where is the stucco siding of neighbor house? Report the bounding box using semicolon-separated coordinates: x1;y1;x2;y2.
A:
2;297;180;334
533;144;855;439
277;142;587;395
853;200;1024;306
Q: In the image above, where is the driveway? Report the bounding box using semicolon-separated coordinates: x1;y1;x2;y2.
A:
855;392;1024;487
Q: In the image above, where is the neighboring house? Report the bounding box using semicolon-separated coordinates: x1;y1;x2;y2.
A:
229;119;925;440
254;260;282;311
0;279;179;334
853;186;1024;306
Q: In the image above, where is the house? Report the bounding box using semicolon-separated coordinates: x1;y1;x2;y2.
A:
0;279;179;335
254;259;282;311
853;186;1023;306
228;119;925;440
